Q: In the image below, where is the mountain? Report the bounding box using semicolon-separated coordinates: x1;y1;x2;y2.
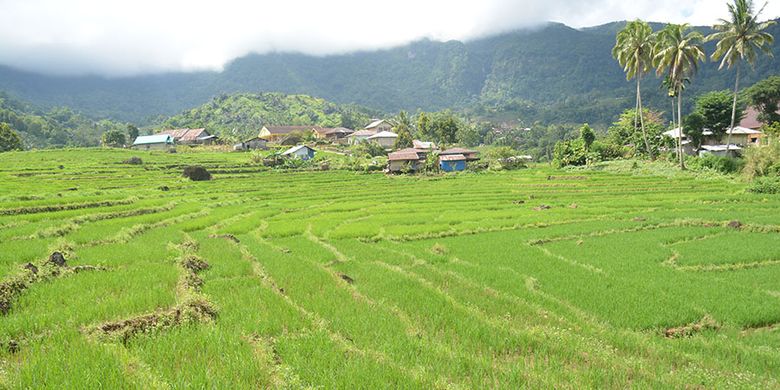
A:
0;20;778;126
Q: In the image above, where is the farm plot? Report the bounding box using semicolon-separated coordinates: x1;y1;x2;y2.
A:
0;148;779;388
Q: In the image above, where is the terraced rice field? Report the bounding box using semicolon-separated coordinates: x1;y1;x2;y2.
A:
1;148;779;388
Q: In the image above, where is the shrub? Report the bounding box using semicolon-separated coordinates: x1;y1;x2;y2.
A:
353;141;386;157
122;156;143;165
182;166;211;181
687;154;744;175
742;141;780;179
747;177;780;194
483;146;526;171
552;140;587;167
591;141;627;160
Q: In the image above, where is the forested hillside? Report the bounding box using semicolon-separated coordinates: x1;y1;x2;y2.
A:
0;20;778;126
160;93;381;141
0;92;125;147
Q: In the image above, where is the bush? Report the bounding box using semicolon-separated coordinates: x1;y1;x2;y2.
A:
591;141;628;160
747;177;780;194
687;154;744;175
122;156;143;165
353;141;386;157
182;166;211;181
742;141;780;179
552;140;587;167
483;146;526;171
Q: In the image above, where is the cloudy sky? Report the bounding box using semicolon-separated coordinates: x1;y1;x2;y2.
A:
0;0;778;76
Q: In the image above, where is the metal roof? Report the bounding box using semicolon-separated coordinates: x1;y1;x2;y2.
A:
726;126;763;135
700;144;742;151
365;119;386;129
157;128;209;142
440;154;467;161
367;131;398;139
413;140;436;149
388;151;421;161
263;125;322;134
133;135;173;145
325;127;354;135
349;129;377;137
440;148;477;155
281;145;315;155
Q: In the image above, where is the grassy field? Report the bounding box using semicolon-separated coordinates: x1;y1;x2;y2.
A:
0;148;779;388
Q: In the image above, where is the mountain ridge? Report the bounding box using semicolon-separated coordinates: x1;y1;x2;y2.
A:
0;19;777;126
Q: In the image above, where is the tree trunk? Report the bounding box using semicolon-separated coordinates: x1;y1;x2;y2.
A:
678;89;686;170
671;97;677;162
637;76;654;160
725;63;740;155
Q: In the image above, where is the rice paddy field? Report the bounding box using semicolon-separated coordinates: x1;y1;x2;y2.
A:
0;148;779;388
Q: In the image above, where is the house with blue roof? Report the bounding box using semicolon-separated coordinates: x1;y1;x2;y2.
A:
132;134;174;150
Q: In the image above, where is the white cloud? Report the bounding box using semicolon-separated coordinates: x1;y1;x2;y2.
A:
0;0;777;76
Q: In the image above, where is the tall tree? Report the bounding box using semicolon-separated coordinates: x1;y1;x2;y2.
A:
708;0;775;148
416;112;434;140
745;76;780;125
0;122;22;152
393;111;414;149
580;123;596;151
613;20;656;159
695;90;745;137
101;130;126;148
127;124;140;141
654;24;706;169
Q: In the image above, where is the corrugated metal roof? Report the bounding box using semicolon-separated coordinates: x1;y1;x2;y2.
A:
440;148;477;155
701;144;742;151
264;126;321;134
349;129;377;137
413;140;436;149
388;151;421;161
133;135;173;145
325;127;354;135
282;145;315;155
365;119;386;129
367;131;398;139
727;126;763;135
739;106;780;129
440;154;466;161
157;128;209;142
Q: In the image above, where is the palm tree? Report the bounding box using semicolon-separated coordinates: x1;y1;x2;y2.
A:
654;24;706;170
708;0;775;149
661;75;689;161
613;20;656;159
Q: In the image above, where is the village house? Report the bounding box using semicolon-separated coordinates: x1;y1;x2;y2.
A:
233;137;268;151
387;148;426;172
438;148;479;172
321;127;354;144
347;129;377;144
365;119;393;133
282;145;316;160
258;125;321;142
699;144;743;157
367;131;399;148
157;128;216;145
132;134;174;150
439;154;467;172
739;105;780;130
440;148;480;161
